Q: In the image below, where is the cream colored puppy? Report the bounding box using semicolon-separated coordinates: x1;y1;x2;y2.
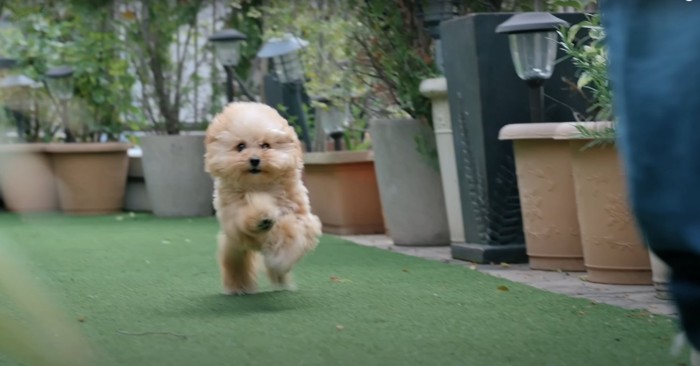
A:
204;102;321;294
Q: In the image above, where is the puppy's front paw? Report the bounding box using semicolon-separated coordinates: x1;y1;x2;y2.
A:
257;218;275;232
243;215;275;234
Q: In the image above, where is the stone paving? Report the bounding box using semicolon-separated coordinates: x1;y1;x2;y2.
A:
340;234;677;317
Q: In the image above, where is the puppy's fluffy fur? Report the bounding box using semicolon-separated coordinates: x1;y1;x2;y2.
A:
204;102;321;294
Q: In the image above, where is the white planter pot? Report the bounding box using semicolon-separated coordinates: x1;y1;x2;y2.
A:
140;134;214;217
369;118;450;246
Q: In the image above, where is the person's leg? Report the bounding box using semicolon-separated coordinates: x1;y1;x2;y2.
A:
600;0;700;350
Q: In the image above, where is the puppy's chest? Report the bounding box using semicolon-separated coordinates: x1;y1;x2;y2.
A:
224;191;300;214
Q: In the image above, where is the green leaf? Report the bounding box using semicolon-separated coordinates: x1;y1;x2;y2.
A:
566;23;582;44
577;72;593;89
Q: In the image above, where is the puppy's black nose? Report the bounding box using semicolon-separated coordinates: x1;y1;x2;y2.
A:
249;157;261;167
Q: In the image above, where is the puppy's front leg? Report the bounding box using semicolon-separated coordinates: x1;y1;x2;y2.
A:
217;232;258;295
232;193;279;236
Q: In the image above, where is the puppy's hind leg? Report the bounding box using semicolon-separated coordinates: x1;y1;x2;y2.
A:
266;267;296;291
218;233;259;295
263;214;321;290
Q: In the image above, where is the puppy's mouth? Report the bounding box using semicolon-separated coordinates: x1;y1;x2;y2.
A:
249;168;262;174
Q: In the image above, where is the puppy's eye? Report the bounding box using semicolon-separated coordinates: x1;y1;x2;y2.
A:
236;143;246;152
261;143;271;150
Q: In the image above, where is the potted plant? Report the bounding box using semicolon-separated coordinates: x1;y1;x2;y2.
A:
0;61;59;213
1;2;136;215
552;12;656;285
122;1;216;217
259;1;385;234
302;99;385;235
342;0;454;246
498;122;585;271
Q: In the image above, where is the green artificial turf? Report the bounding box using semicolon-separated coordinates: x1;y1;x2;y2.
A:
0;214;683;366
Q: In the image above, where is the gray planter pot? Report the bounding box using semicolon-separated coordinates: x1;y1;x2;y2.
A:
369;118;450;246
140;134;214;217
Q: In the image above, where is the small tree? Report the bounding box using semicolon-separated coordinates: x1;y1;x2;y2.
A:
121;0;206;135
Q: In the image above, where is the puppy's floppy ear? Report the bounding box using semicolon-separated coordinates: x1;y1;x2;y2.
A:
205;131;216;145
270;126;298;145
205;115;223;145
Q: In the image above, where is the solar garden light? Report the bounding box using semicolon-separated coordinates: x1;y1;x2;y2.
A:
0;56;17;72
418;0;461;74
0;73;40;141
257;34;312;152
496;12;569;122
0;56;36;140
45;66;76;142
208;28;252;102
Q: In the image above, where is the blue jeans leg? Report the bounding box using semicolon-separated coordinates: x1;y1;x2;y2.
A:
600;0;700;350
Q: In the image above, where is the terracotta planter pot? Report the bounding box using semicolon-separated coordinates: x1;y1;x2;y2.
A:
0;143;59;212
556;123;652;285
303;151;385;235
45;143;129;215
499;123;584;271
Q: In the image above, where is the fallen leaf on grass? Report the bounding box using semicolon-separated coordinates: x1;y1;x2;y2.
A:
77;316;86;323
161;239;171;245
497;285;510;292
115;216;124;221
330;276;352;283
401;269;410;273
336;325;344;331
625;310;653;319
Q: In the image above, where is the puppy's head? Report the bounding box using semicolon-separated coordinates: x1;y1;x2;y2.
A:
205;102;302;185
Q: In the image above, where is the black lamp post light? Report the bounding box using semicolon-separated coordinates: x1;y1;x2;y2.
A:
418;0;462;74
45;66;76;142
208;28;254;102
0;57;17;71
257;34;312;152
496;12;569;122
315;97;349;151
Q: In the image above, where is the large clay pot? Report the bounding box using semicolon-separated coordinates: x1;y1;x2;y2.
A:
556;123;652;285
46;143;129;215
140;134;214;217
303;151;385;235
499;123;584;271
0;143;59;212
369;118;450;246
